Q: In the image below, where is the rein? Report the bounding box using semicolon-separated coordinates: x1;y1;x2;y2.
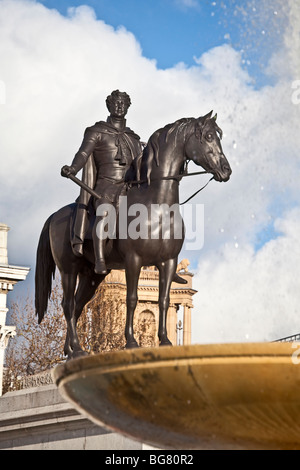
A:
127;169;214;205
179;175;214;205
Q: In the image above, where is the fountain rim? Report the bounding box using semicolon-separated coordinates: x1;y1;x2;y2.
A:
52;341;297;386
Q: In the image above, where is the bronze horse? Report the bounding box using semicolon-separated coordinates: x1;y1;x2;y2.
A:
35;111;231;359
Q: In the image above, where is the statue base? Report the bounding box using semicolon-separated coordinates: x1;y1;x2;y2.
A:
52;343;300;450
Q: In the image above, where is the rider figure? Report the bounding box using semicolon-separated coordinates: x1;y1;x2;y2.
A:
61;90;187;285
61;90;143;275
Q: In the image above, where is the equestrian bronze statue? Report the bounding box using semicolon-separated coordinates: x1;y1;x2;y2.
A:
35;90;232;360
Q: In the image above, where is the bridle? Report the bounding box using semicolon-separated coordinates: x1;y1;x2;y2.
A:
127;118;218;204
127;164;213;205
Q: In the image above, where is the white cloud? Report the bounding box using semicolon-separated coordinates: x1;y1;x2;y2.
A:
0;0;299;341
192;207;300;344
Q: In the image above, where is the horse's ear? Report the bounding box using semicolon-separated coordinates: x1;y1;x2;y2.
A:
198;110;213;126
213;113;217;121
196;111;213;139
204;110;213;121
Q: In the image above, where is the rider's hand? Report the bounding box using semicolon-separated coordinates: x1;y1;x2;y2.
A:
61;165;76;178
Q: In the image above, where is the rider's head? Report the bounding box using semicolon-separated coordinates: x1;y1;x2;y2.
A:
106;90;131;119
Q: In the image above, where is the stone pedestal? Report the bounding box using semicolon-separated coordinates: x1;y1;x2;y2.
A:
0;375;142;450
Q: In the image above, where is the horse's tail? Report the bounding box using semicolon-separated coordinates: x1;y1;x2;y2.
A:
35;215;56;324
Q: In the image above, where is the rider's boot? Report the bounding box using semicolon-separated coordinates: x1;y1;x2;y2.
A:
71;203;89;257
93;214;108;275
95;258;107;275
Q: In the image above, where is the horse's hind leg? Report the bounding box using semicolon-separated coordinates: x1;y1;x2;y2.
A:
157;258;177;346
74;270;105;323
74;269;105;341
64;269;105;358
61;270;86;359
125;254;142;349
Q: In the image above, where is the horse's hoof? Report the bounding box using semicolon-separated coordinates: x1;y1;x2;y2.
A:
159;338;173;347
125;339;139;349
172;273;188;284
67;350;88;361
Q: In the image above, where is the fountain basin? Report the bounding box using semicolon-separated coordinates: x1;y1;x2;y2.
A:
52;342;300;450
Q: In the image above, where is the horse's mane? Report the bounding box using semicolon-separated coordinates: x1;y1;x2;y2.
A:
136;117;196;184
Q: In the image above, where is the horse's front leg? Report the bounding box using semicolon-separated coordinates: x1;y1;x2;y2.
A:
157;258;177;346
125;254;142;349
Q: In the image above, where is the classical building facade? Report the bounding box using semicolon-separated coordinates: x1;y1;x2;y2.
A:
0;224;30;395
99;259;197;347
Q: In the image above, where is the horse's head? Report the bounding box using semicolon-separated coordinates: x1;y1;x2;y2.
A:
185;111;232;182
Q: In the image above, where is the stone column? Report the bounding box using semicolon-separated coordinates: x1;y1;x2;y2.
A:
0;224;9;395
0;325;16;395
183;305;191;345
0;224;9;265
0;223;30;395
167;304;178;346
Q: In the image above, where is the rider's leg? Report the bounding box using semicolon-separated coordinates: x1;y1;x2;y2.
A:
72;203;89;257
93;211;108;275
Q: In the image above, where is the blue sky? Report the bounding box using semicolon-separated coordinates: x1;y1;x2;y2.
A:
38;0;286;87
40;0;228;69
